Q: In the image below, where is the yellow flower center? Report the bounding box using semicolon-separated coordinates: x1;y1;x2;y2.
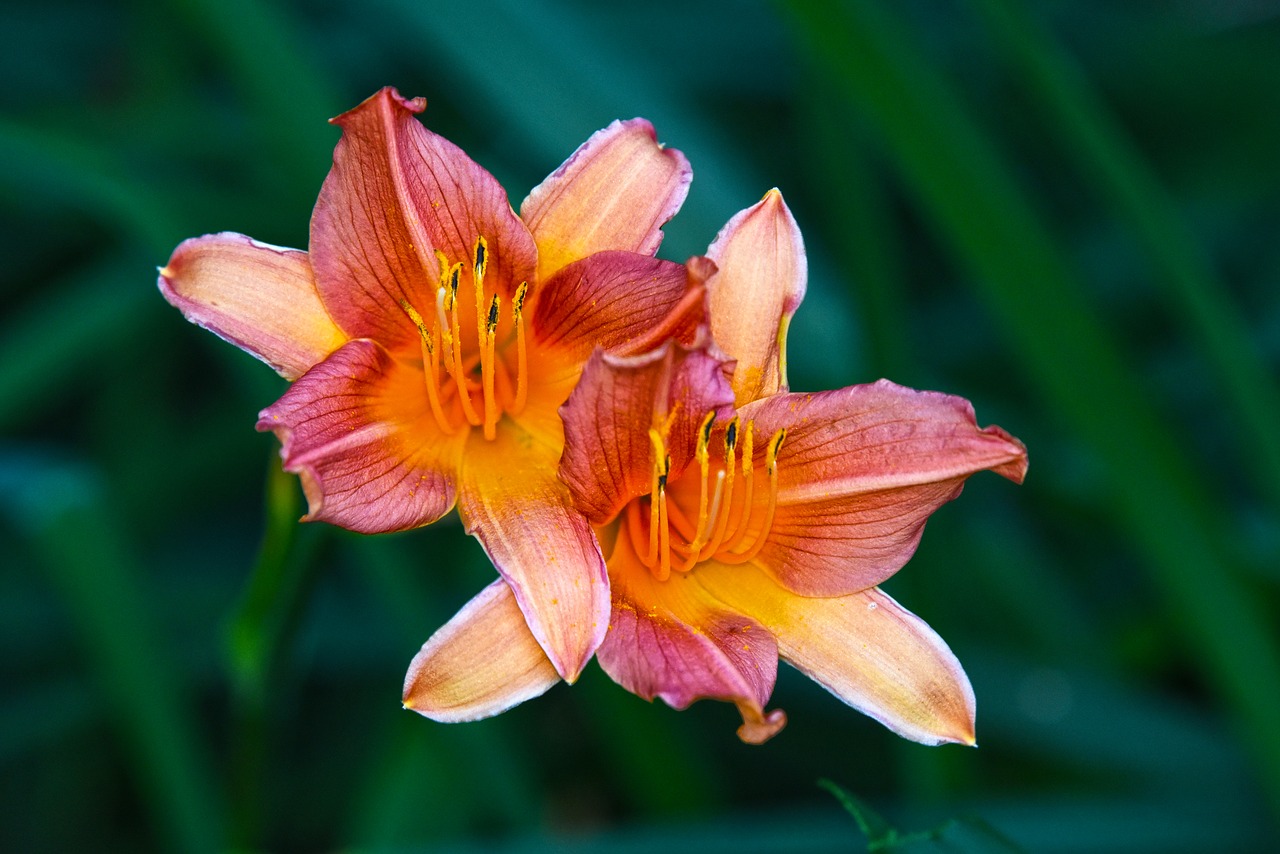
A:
623;410;785;581
400;236;529;441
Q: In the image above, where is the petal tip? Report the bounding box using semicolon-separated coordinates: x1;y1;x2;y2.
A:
331;86;426;126
983;425;1028;484
737;706;787;745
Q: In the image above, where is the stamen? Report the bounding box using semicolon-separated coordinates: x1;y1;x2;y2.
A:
472;237;488;379
699;417;739;561
646;428;664;568
473;236;488;279
512;281;529;414
674;411;717;572
482;293;500;440
721;421;756;549
656;475;671;582
720;428;785;564
400;299;456;435
443;265;481;427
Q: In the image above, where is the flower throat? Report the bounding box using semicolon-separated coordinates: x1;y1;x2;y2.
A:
624;411;785;581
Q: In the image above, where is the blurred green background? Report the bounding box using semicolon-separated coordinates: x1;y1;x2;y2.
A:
3;0;1278;850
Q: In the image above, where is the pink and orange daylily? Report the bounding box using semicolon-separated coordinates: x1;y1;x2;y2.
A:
404;191;1027;744
158;87;705;683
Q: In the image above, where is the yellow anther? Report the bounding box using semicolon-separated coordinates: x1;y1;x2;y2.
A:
446;263;462;310
473;235;488;279
725;416;739;451
512;281;529;415
767;428;786;470
400;299;429;337
486;294;500;333
647;428;670;477
695;411;715;464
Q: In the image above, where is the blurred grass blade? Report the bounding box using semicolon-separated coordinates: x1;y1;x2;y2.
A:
226;456;313;705
3;451;222;852
820;779;1025;852
799;76;913;381
969;0;1280;515
783;0;1280;817
346;535;545;844
819;779;893;843
0;254;155;433
0;118;181;252
226;456;326;847
374;0;768;260
166;0;338;194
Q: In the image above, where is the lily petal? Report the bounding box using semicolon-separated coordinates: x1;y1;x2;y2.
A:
598;527;786;744
559;341;735;525
705;189;807;405
403;579;561;722
737;380;1026;596
521;118;691;281
531;250;704;364
456;423;609;683
696;563;975;746
257;339;464;533
311;87;538;349
745;380;1028;500
759;480;970;597
158;233;345;380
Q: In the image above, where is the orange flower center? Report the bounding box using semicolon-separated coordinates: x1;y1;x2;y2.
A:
400;236;529;441
621;411;785;581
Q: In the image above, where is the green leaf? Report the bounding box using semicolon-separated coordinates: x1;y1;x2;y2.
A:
820;779;1024;853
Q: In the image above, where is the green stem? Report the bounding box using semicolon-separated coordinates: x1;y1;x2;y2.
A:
225;457;326;847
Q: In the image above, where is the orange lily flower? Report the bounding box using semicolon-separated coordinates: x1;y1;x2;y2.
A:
404;191;1026;744
158;87;703;683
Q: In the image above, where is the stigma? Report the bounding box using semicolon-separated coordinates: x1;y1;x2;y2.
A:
625;411;784;580
399;236;529;440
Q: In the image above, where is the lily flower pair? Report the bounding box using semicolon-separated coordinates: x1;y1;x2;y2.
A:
160;87;1026;745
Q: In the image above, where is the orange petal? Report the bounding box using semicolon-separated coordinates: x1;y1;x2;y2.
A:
456;420;609;683
257;339;465;533
705;189;807;405
158;233;345;380
759;480;967;597
531;250;703;363
737;381;1026;596
743;380;1028;501
695;563;975;746
403;579;561;722
521;118;691;281
559;341;735;525
311;87;537;349
598;527;786;744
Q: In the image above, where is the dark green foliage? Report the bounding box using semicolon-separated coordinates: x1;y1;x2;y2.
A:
1;0;1276;850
